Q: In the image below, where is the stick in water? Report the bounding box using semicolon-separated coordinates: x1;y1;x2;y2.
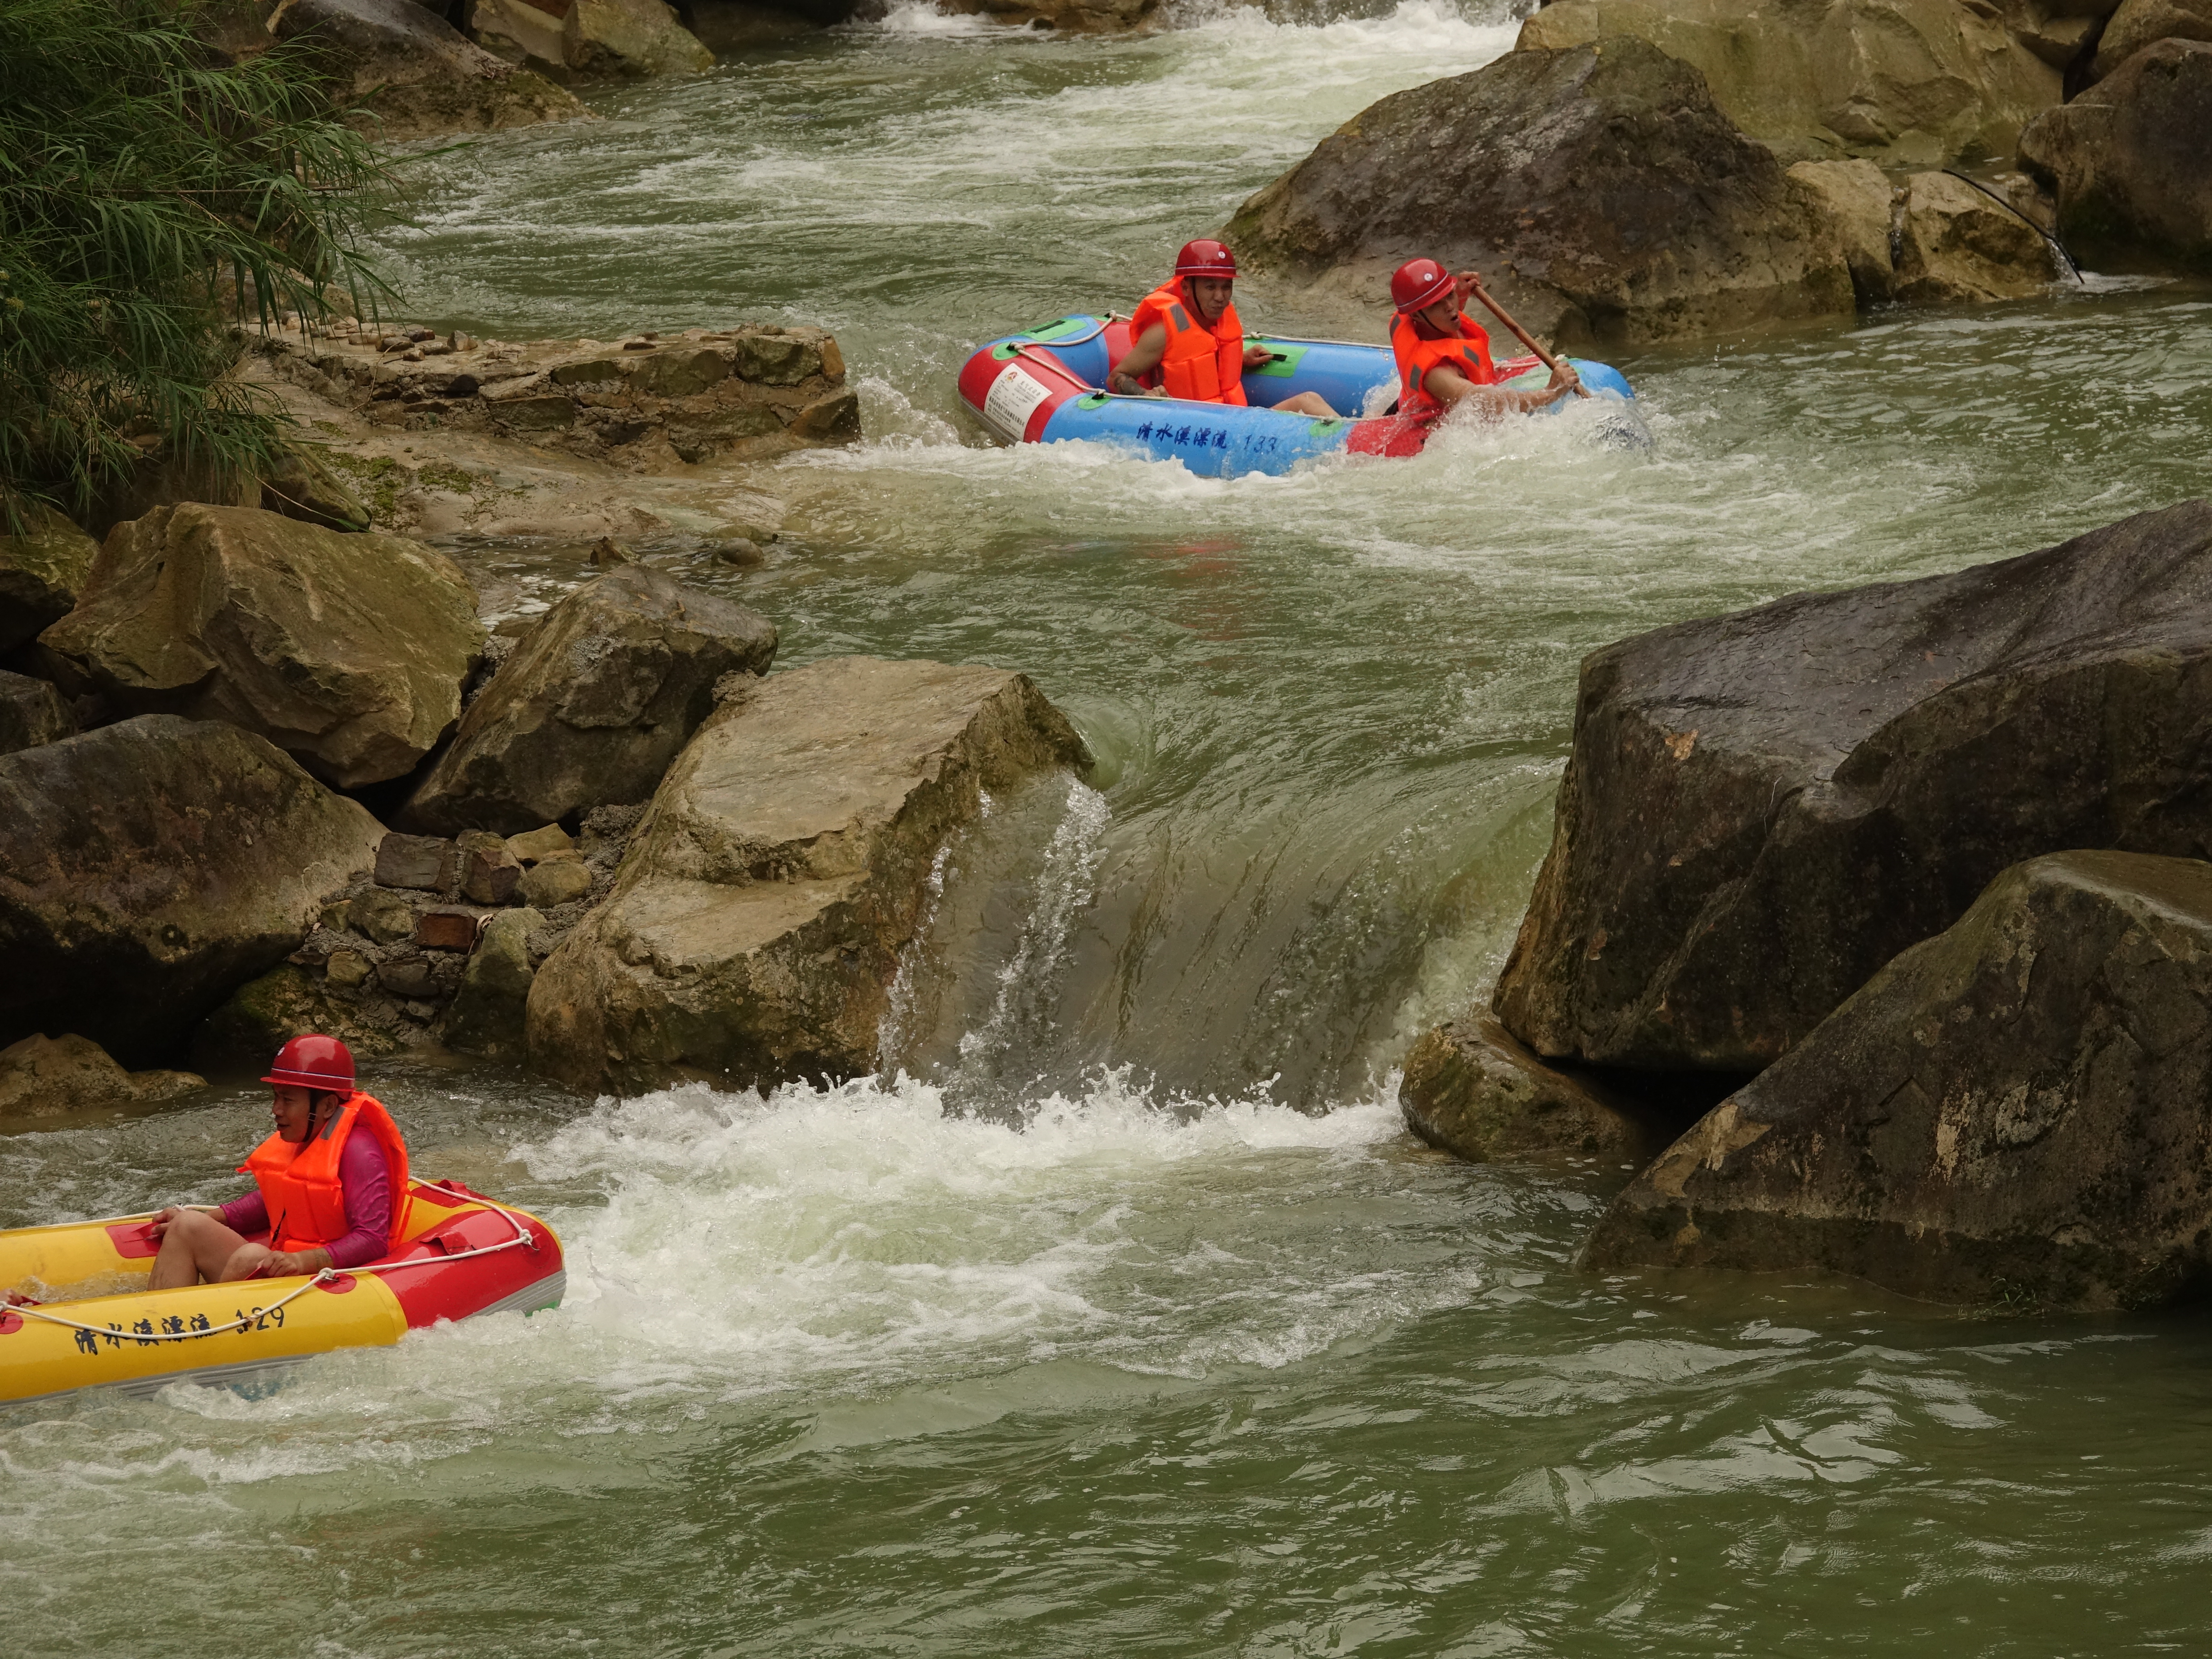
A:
1463;273;1590;399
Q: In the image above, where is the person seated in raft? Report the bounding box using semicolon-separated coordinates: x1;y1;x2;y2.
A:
146;1035;412;1287
1388;257;1581;420
1107;239;1338;417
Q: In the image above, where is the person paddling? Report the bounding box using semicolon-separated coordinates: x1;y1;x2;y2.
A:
147;1036;412;1287
1108;240;1338;417
1388;258;1580;420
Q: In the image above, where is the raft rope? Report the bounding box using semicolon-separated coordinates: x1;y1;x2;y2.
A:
2;1190;538;1346
1939;169;2084;286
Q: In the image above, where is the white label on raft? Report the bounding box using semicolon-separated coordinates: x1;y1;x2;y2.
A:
983;362;1054;440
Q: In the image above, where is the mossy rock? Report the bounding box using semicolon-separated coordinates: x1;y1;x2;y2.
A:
192;964;403;1075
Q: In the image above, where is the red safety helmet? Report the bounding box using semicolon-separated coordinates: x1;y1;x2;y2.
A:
1391;257;1455;314
263;1034;356;1092
1174;239;1238;279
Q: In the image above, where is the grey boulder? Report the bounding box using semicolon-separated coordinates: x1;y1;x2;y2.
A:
0;717;386;1065
1493;499;2212;1073
527;657;1090;1096
402;565;777;836
1583;851;2212;1311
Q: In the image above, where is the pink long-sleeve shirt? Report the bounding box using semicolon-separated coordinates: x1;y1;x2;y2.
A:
218;1133;392;1270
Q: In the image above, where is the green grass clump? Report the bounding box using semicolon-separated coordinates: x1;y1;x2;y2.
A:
0;0;402;528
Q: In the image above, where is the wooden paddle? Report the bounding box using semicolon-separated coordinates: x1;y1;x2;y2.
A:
1463;272;1589;399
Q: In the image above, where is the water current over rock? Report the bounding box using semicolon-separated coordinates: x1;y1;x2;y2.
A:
7;4;2212;1651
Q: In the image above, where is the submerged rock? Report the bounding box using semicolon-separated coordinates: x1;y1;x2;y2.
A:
1891;169;2061;302
1399;1015;1667;1165
1227;38;1854;348
39;504;483;789
1584;851;2212;1310
1518;0;2058;166
0;670;75;757
273;0;592;139
401;565;777;836
0;505;99;654
2018;39;2212;274
527;656;1091;1096
0;717;385;1065
0;1033;203;1124
1492;499;2212;1074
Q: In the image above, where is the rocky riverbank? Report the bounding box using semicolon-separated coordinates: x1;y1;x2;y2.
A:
0;495;1091;1122
1405;498;2212;1312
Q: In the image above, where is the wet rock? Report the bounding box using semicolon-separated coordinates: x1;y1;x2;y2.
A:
1787;158;1899;302
1400;1015;1666;1165
1492;499;2212;1075
39;505;484;789
0;670;75;757
194;963;402;1072
1518;0;2058;166
272;0;592;139
518;855;594;909
935;0;1162;29
0;505;99;654
2018;39;2212;273
401;565;777;837
2091;0;2212;78
1;717;385;1066
562;0;715;75
1584;852;2212;1310
0;1033;204;1124
1891;169;2061;301
527;656;1091;1095
438;907;541;1059
709;536;765;568
1227;38;1854;350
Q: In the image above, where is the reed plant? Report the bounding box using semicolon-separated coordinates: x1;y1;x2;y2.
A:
0;0;402;528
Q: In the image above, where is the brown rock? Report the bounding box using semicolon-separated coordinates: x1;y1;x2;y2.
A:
415;909;483;951
455;829;522;904
2092;0;2212;78
1399;1016;1667;1165
0;1033;203;1123
273;0;593;139
506;823;577;864
1891;169;2060;302
0;505;100;654
0;669;75;757
375;832;457;893
1787;158;1900;301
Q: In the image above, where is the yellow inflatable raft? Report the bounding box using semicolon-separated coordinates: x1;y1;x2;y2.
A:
0;1179;565;1408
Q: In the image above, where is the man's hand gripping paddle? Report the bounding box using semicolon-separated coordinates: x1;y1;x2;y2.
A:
1462;271;1590;399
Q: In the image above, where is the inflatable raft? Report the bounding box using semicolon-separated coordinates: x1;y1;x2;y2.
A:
956;315;1644;476
0;1179;563;1408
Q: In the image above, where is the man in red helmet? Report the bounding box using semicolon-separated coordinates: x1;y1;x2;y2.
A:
1388;258;1579;421
147;1035;412;1287
1108;239;1338;417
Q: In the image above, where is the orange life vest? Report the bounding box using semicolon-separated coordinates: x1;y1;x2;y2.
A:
1392;311;1497;420
1130;279;1249;406
240;1092;411;1256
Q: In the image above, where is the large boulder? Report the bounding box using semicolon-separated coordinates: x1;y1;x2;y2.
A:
0;717;386;1065
40;504;483;789
2017;38;2212;273
1226;38;1855;350
561;0;715;72
1492;499;2212;1075
401;565;777;836
0;505;99;654
273;0;592;138
1584;851;2212;1310
0;1033;203;1125
1399;1015;1668;1165
2091;0;2212;78
1518;0;2059;167
1890;168;2061;301
527;657;1090;1095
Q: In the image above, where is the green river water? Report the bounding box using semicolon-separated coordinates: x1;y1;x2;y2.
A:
8;4;2212;1652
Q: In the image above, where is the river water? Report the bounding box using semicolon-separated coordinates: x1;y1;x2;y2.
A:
9;5;2212;1652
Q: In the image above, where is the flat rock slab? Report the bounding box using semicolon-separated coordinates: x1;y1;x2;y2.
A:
527;656;1089;1095
1399;1015;1670;1166
40;504;483;789
1584;851;2212;1310
1493;499;2212;1072
1226;37;1853;347
402;565;777;836
0;716;386;1065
